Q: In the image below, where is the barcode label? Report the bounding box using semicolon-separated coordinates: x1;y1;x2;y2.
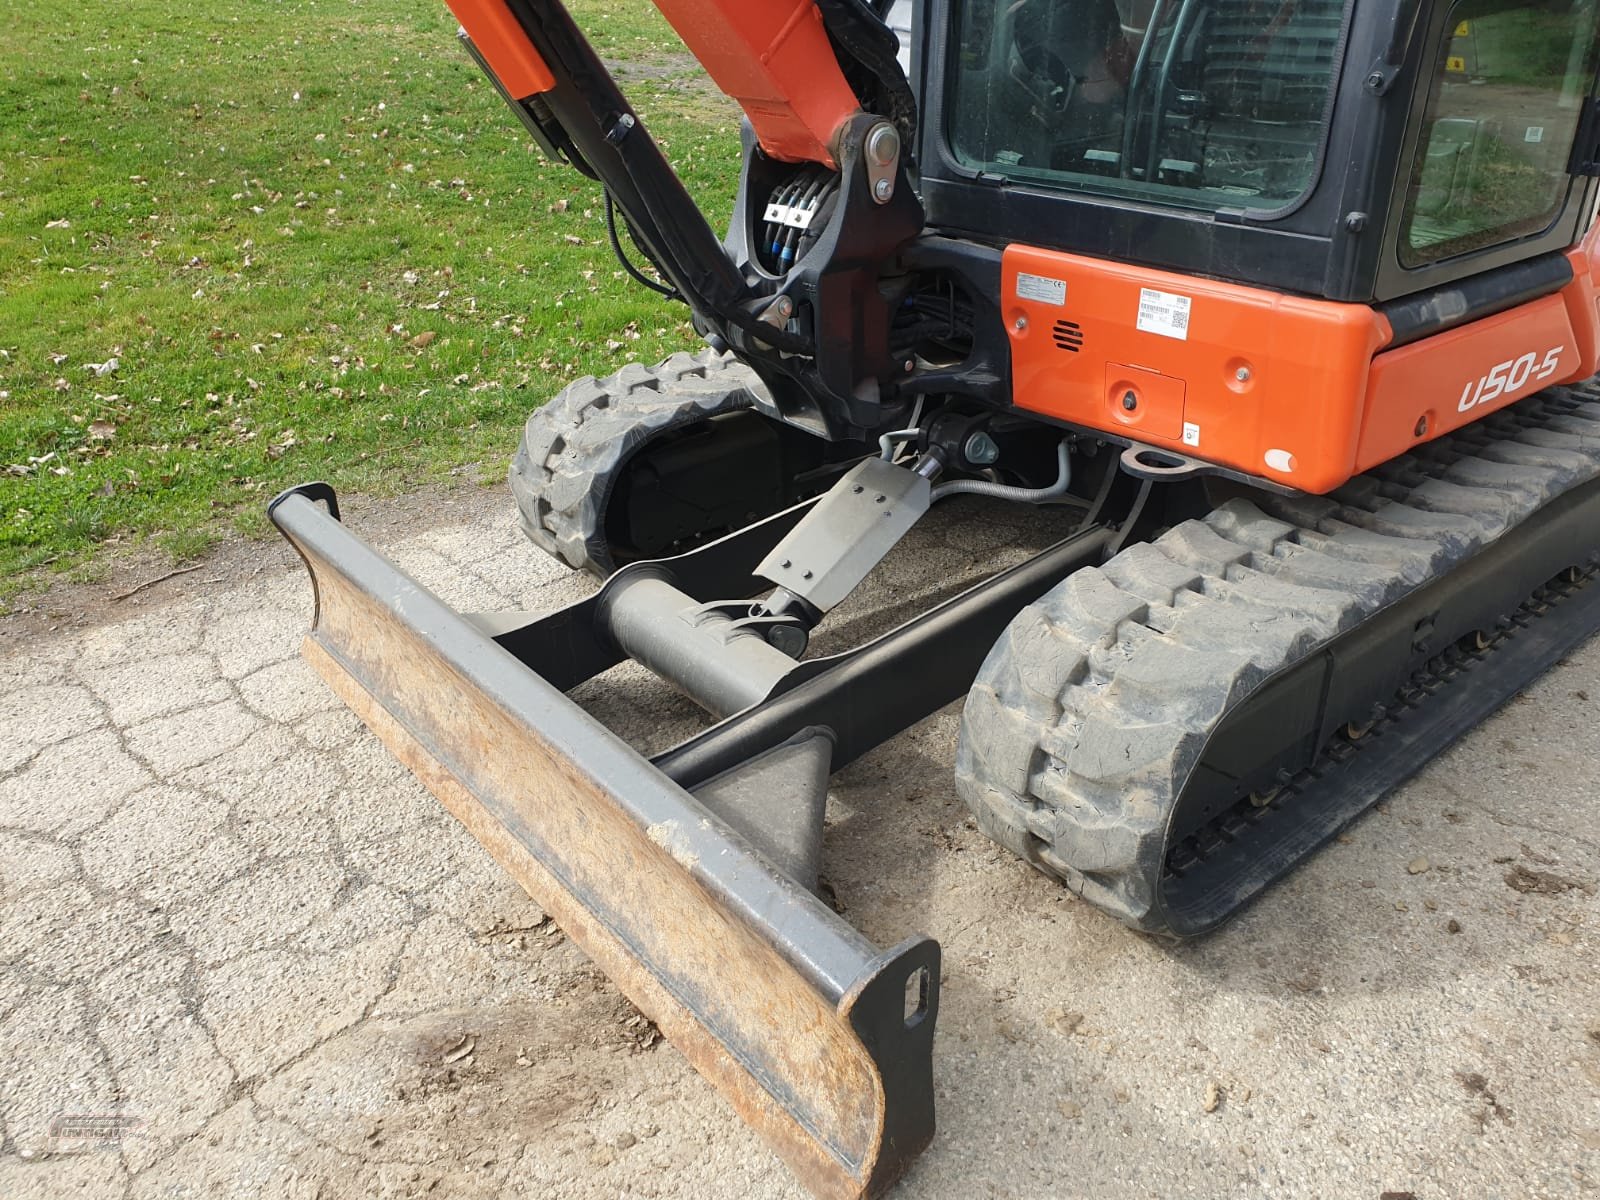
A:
1137;288;1191;340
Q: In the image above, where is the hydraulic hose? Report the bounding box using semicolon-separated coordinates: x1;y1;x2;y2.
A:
931;441;1072;504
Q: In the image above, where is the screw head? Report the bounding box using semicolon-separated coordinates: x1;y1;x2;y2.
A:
1414;415;1429;437
1235;366;1251;383
1122;390;1138;411
873;178;893;201
1013;316;1028;334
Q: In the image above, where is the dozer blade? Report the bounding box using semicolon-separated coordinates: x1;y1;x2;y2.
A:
267;485;936;1200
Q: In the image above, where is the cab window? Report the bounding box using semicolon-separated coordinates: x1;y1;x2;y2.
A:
1399;0;1600;267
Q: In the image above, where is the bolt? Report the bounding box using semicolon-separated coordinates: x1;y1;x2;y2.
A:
802;569;813;580
1013;316;1028;334
604;113;637;145
780;559;791;569
873;178;893;202
866;122;901;166
883;509;893;518
1235;366;1251;383
904;358;915;373
852;484;864;494
1414;415;1429;437
1122;390;1138;411
874;493;886;503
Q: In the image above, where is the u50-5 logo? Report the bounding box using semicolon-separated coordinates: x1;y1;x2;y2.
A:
1458;346;1564;413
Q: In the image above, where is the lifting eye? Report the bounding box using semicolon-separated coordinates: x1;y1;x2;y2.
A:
903;966;930;1029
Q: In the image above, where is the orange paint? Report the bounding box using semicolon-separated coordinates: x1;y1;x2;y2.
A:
1354;295;1581;473
651;0;861;166
1005;240;1600;493
1004;246;1391;493
1554;222;1600;380
444;0;556;99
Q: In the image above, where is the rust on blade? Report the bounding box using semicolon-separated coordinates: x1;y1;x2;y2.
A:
271;490;936;1200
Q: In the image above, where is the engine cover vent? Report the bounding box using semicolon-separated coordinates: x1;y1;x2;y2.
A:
1051;319;1085;352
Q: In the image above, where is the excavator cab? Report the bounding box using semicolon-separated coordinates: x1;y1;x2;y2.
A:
899;0;1600;491
268;1;1600;1195
931;0;1600;296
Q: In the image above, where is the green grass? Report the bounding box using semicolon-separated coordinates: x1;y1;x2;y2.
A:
0;0;739;598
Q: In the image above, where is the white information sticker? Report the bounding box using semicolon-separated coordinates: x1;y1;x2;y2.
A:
1182;422;1200;447
1016;272;1067;306
1137;287;1192;340
1525;125;1545;144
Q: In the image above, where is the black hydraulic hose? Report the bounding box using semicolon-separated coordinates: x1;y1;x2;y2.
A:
604;190;680;300
782;172;829;269
812;0;919;150
502;0;811;354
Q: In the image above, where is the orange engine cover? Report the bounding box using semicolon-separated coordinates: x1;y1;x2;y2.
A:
1003;242;1600;494
1004;245;1391;493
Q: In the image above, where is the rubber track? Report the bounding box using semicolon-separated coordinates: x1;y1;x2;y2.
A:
509;349;769;576
954;385;1600;933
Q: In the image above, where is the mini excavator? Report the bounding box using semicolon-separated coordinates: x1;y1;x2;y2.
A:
271;1;1600;1194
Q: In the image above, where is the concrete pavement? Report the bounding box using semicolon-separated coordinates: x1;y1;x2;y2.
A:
2;491;1597;1199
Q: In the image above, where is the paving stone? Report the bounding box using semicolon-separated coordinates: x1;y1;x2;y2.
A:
168;855;350;967
124;699;263;775
236;657;337;724
0;682;105;773
0;729;152;838
203;929;407;1078
91;949;236;1171
78;652;233;727
78;785;250;902
0;987;119;1154
76;606;209;670
0;832;78;893
201;602;304;680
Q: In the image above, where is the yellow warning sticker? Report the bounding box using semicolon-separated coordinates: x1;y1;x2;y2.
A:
1446;55;1467;72
1454;20;1471;36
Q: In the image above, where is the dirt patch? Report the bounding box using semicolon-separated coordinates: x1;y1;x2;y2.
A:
0;477;506;645
1455;1070;1514;1133
1504;864;1594;896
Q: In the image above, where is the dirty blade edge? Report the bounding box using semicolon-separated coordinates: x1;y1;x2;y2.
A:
270;490;937;1200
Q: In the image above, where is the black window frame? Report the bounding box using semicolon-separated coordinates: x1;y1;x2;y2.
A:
940;0;1358;221
909;0;1600;306
1377;0;1600;285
